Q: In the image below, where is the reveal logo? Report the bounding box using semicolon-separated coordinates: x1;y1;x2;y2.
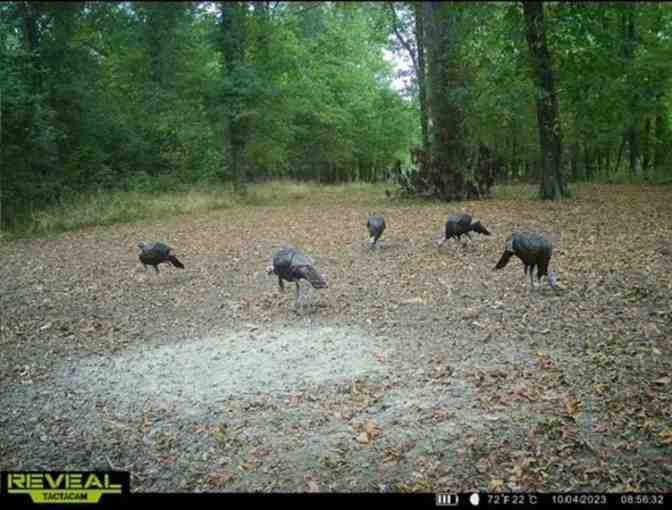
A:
2;471;129;505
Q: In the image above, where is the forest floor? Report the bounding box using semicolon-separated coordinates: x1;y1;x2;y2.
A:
1;184;671;493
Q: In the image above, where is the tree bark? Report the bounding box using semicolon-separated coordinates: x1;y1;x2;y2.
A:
220;1;248;185
623;7;641;177
654;105;670;175
424;2;466;201
522;1;566;199
642;117;651;179
583;144;592;181
614;135;626;175
570;142;579;181
413;3;430;155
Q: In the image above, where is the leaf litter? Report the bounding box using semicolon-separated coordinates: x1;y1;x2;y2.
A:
0;184;671;491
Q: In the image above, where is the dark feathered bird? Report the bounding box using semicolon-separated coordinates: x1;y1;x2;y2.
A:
437;213;491;248
138;241;185;273
494;232;558;290
366;213;386;249
267;246;327;310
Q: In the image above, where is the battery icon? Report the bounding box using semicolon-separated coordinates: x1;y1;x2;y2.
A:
436;493;459;506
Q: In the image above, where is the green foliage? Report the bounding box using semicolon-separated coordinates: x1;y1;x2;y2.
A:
3;1;671;231
1;1;416;231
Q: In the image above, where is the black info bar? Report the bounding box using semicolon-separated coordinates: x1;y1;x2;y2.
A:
435;492;666;509
96;492;668;508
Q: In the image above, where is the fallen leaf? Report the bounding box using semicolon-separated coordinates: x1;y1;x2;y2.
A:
561;423;577;441
158;455;176;465
591;423;609;433
383;448;401;464
365;420;380;438
462;307;479;319
659;431;672;444
357;432;370;444
564;395;579;417
207;471;234;487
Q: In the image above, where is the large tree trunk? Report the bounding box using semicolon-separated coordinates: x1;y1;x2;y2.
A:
522;2;566;199
220;1;248;186
424;2;466;201
413;3;430;155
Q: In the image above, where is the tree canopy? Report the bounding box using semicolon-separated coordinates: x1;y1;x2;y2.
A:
2;1;671;227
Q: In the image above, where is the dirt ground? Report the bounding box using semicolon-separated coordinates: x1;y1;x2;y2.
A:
1;184;671;493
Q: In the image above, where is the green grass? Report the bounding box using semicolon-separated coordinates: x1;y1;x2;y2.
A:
491;183;540;200
12;180;393;237
246;180;390;205
6;178;670;239
27;187;238;235
594;169;672;185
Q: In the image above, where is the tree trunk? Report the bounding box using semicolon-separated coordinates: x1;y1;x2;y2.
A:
424;2;466;201
584;144;592;181
413;3;430;155
570;143;579;181
614;136;626;175
654;104;670;174
628;128;641;177
220;1;248;185
642;117;651;179
509;131;518;184
522;2;566;199
623;7;641;178
20;2;42;95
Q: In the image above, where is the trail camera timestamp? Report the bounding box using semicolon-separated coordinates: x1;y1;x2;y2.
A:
488;494;538;505
619;494;665;505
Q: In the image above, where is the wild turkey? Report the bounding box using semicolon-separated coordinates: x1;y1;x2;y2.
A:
437;213;491;248
267;246;328;310
137;241;185;273
494;232;558;290
366;213;386;249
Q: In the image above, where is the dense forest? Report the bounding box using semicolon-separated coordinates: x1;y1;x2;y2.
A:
2;2;672;229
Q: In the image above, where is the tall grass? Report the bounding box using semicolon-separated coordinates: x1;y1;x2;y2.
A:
9;179;666;238
18;180;391;236
26;187;236;235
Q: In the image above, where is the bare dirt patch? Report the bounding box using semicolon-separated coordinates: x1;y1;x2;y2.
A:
1;184;671;492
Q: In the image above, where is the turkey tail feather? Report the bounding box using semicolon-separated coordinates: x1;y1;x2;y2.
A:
495;250;513;270
169;255;185;269
472;221;491;236
299;266;328;289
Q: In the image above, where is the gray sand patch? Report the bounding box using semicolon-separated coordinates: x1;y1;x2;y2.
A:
70;326;389;414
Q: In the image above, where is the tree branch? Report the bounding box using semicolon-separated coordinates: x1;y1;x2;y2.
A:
387;2;418;77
